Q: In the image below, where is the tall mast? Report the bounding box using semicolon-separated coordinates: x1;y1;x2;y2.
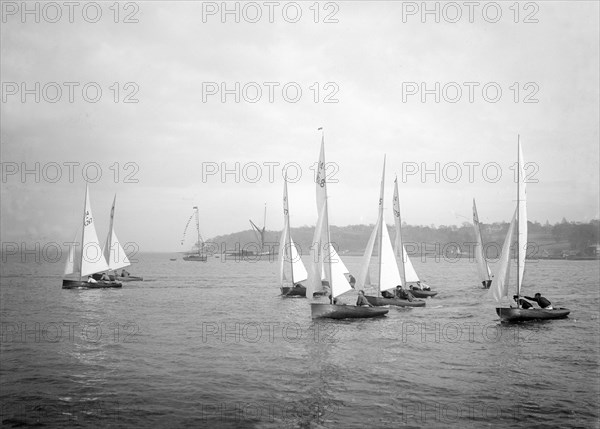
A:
376;156;386;296
394;176;407;288
317;128;333;303
194;206;201;255
284;178;294;285
79;184;88;281
516;135;520;308
473;199;489;282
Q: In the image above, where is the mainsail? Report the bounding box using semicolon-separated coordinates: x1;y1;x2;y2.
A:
517;139;527;296
310;132;352;301
491;209;517;303
102;195;131;271
473;199;492;284
392;177;420;284
279;179;308;287
358;157;402;294
64;184;109;279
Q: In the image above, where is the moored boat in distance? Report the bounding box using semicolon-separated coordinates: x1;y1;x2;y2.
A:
181;206;208;262
491;137;570;322
62;185;122;289
308;131;388;319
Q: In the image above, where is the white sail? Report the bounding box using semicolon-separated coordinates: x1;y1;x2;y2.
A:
64;230;80;276
491;208;517;303
356;218;379;291
328;242;353;298
379;222;402;291
103;195;131;271
329;245;349;274
403;250;420;283
80;185;109;277
289;236;308;283
308;202;327;298
315;135;332;285
517;139;527;296
278;218;288;285
472;199;492;283
392;177;406;285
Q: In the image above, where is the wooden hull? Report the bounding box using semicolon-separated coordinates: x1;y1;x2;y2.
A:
410;289;438;298
365;295;426;307
62;279;122;289
496;307;570;322
311;303;389;319
281;285;307;297
183;255;207;261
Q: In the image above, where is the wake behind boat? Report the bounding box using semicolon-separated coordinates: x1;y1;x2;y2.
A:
491;138;570;322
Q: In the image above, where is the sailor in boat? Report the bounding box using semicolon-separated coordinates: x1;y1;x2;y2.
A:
348;274;356;288
356;290;373;307
293;282;304;289
328;295;342;305
381;289;395;299
396;285;414;301
121;269;130;278
513;295;534;309
87;275;98;284
523;293;553;310
415;281;431;291
100;272;111;281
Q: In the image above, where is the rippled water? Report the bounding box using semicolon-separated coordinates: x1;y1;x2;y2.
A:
1;253;598;428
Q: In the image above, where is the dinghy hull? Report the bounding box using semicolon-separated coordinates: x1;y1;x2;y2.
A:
62;279;122;289
496;307;570;322
365;295;426;307
281;285;306;297
409;290;438;298
108;274;143;282
311;303;389;319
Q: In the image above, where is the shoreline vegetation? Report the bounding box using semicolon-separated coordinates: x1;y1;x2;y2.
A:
209;219;599;260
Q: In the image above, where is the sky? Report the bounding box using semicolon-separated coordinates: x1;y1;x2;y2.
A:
1;1;599;252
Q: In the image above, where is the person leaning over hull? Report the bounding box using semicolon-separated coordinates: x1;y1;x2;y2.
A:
356;290;373;307
513;295;534;309
523;293;553;310
395;285;414;302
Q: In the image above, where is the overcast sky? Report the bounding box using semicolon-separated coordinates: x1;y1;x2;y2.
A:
2;1;599;252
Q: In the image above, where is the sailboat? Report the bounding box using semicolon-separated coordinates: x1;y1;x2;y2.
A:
102;195;142;282
278;178;309;297
356;159;426;307
62;185;122;289
491;138;570;322
309;132;388;319
392;176;438;299
182;206;207;261
472;199;492;288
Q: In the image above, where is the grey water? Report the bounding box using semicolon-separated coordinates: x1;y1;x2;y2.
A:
1;253;598;428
